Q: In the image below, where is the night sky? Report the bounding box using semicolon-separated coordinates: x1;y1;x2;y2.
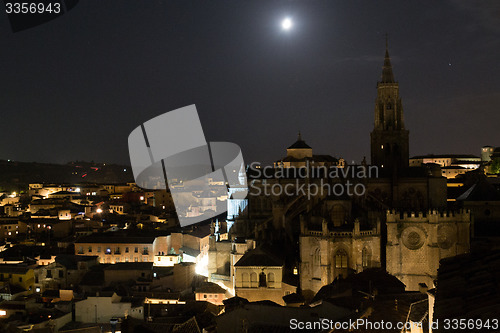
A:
1;0;499;166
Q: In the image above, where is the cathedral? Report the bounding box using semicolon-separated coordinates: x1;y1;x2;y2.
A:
208;41;471;301
370;40;409;172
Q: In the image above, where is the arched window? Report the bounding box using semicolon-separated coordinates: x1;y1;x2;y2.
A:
335;249;349;279
313;248;321;278
250;272;258;288
242;272;249;288
362;247;371;268
259;272;267;287
267;272;275;288
335;249;348;269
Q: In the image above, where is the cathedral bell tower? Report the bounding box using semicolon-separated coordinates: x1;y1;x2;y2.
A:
370;39;409;172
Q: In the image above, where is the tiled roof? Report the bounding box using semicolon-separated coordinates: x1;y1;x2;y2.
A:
172;316;201;333
313;268;406;303
234;247;283;267
195;282;226;294
456;177;500;201
433;250;500;321
186;224;211;238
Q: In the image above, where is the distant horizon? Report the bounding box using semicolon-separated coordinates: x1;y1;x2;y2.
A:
1;143;495;168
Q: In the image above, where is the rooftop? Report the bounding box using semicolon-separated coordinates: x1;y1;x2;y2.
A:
234;247;283;267
410;154;480;160
76;232;156;244
287;132;312;150
195;282;226;294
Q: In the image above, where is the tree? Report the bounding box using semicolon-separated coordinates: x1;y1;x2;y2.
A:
490;158;500;174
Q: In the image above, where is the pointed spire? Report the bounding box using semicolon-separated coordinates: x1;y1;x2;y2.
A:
297;131;302;141
381;34;395;83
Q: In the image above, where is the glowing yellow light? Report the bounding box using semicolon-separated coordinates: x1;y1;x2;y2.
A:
195;254;209;277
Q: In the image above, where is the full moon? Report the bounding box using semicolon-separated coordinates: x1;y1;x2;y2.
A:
281;17;293;30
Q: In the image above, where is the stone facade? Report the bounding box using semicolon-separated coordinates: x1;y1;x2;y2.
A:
299;218;381;300
386;210;470;291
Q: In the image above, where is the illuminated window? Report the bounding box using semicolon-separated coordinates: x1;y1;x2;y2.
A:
0;310;6;316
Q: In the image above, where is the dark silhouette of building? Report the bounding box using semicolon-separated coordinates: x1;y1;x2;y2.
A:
370;39;409;172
